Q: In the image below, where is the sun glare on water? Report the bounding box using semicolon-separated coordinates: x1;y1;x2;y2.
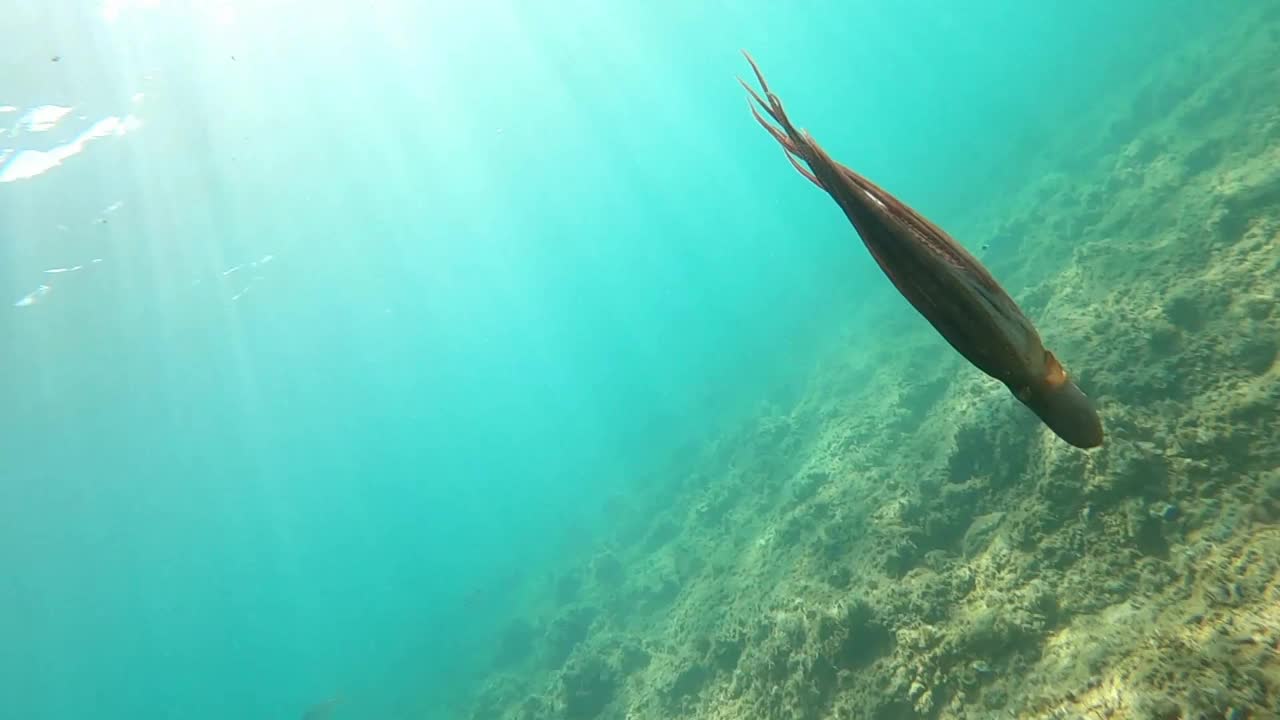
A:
102;0;239;27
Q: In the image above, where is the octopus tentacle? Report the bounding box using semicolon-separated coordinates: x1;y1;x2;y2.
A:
739;52;824;189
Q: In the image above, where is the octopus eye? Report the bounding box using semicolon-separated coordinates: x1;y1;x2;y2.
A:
1042;351;1069;388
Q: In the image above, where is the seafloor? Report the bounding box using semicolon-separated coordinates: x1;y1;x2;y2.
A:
464;8;1280;720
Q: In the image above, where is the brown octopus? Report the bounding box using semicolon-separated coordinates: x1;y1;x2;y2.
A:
740;51;1103;449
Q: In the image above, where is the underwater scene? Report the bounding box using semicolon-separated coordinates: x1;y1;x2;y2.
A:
2;1;1279;718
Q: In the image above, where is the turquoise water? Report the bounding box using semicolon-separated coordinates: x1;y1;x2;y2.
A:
0;2;1236;718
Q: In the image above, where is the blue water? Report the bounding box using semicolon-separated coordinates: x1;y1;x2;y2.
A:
0;1;1230;718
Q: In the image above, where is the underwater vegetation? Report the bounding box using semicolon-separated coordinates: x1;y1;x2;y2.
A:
461;6;1280;720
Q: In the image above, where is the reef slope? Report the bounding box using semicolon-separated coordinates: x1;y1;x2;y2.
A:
464;7;1280;719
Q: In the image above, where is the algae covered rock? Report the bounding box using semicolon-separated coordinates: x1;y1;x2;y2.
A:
556;655;618;720
460;8;1280;718
544;605;598;668
494;618;537;668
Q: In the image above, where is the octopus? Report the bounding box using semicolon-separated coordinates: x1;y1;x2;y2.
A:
739;52;1103;449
